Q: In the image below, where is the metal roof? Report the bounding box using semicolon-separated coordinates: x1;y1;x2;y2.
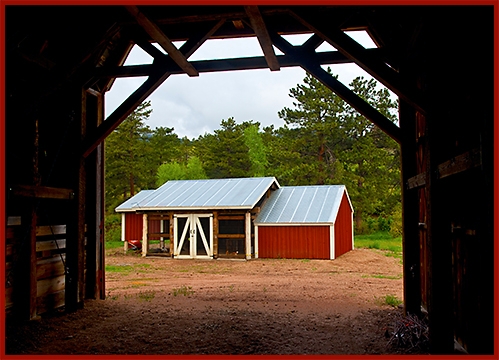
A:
254;185;352;225
115;190;156;212
115;177;279;212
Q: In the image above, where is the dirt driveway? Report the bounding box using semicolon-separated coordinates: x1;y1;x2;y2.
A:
6;248;417;355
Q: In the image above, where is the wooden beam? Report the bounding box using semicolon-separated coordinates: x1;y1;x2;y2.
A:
290;9;426;114
407;148;481;189
95;48;385;79
437;148;481;179
82;20;222;158
269;32;402;143
406;173;426;190
244;6;280;71
125;5;198;77
10;185;74;200
135;39;166;59
218;234;246;239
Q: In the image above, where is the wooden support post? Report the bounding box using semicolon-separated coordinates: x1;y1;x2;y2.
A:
29;118;40;320
29;202;38;320
142;213;148;257
67;88;87;312
245;212;251;260
399;99;421;316
95;90;105;300
425;102;454;354
160;218;164;249
213;211;218;259
169;213;174;257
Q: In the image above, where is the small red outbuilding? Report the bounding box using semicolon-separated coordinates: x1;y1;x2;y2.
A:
254;185;354;260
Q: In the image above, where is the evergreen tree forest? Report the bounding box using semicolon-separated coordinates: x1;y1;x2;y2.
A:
105;73;401;238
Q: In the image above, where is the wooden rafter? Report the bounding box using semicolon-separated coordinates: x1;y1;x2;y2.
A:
82;20;224;158
244;6;280;71
269;32;402;143
290;8;425;114
95;48;384;78
125;5;199;77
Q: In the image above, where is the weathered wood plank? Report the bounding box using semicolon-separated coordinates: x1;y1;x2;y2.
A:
11;185;74;200
438;148;481;179
407;172;426;190
37;274;65;297
36;225;66;237
37;256;66;280
7;216;21;226
36;239;66;252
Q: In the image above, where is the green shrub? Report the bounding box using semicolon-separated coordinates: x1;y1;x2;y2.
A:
105;214;122;243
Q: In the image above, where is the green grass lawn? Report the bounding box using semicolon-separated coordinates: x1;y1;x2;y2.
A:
354;232;402;258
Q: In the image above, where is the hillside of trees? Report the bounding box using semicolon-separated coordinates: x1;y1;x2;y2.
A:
105;72;401;239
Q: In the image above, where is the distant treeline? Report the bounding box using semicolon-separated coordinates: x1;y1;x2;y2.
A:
105;70;401;235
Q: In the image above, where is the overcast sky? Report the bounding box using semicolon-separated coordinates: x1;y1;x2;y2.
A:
105;31;379;140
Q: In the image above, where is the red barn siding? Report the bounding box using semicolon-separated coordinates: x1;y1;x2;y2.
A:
124;213;142;241
334;193;353;258
258;226;330;259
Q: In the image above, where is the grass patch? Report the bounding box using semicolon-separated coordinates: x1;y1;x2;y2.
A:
105;240;123;251
375;294;403;307
172;285;194;297
355;232;402;258
105;264;133;273
362;274;403;280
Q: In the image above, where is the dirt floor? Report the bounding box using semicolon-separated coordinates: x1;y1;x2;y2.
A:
6;248;428;355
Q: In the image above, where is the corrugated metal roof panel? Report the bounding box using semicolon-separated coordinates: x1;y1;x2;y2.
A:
115;190;156;212
255;185;351;224
117;177;279;211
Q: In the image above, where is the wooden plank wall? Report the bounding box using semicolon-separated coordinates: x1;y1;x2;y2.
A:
35;224;67;314
5;217;88;315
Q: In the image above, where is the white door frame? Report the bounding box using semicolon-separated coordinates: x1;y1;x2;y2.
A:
173;214;213;259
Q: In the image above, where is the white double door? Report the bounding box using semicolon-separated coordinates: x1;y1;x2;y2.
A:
174;214;213;259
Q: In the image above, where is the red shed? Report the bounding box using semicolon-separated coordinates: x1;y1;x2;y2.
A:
254;185;354;260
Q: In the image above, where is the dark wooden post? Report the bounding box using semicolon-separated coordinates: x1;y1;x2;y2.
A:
399;99;421;317
66;88;87;312
83;88;106;300
425;102;454;354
